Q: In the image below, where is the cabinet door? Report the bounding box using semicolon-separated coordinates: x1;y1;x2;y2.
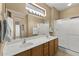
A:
54;38;58;54
43;42;49;56
31;45;43;56
25;50;32;56
15;50;31;56
49;40;55;56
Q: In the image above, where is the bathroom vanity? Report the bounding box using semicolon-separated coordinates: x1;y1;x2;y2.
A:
3;35;58;56
15;39;58;56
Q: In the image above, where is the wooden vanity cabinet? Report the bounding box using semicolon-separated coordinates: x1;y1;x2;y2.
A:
15;49;31;56
31;45;43;56
49;40;55;56
48;38;58;56
15;38;58;56
43;42;49;56
25;49;32;56
54;38;58;54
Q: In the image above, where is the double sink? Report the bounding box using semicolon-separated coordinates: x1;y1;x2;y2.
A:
3;35;54;55
20;35;51;48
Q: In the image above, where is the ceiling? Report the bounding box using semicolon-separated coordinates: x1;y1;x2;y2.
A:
47;3;79;11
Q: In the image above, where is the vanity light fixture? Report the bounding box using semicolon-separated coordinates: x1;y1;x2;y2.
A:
26;3;46;17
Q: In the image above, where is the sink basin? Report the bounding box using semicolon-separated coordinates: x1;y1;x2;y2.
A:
20;42;34;48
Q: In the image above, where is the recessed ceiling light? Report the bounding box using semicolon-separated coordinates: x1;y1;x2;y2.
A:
67;3;72;6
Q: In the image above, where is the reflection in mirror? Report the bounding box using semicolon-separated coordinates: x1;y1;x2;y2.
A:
0;20;2;55
3;8;26;43
3;20;7;42
0;21;1;43
0;18;5;43
15;21;21;38
3;10;14;42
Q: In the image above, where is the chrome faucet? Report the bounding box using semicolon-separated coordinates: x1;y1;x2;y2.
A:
23;39;26;44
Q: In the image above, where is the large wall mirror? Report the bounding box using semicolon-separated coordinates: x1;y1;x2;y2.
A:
2;8;27;43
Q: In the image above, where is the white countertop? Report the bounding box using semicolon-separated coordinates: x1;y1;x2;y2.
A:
3;35;57;56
